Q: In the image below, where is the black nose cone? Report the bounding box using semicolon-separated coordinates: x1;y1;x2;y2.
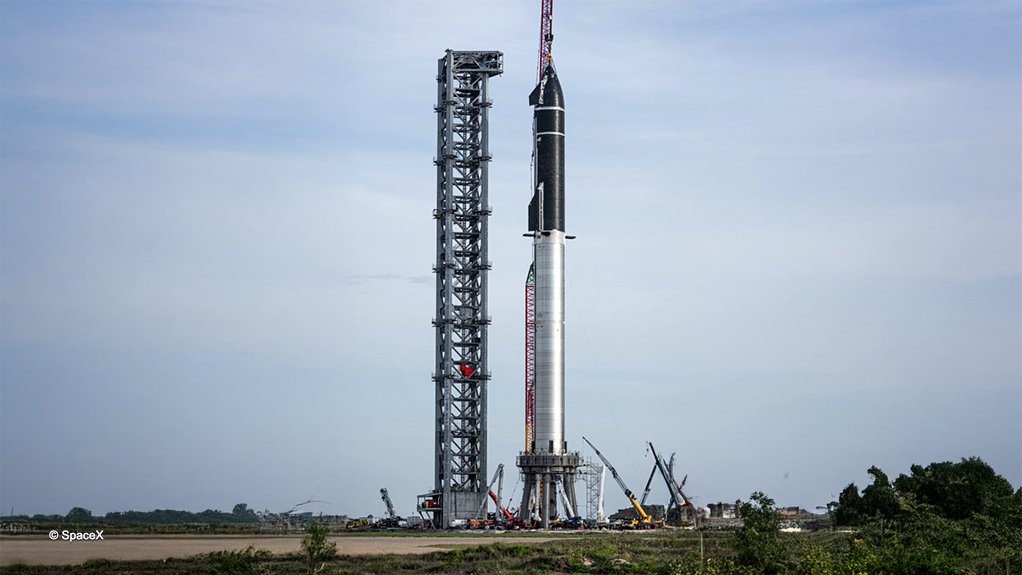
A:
528;62;566;233
529;63;564;108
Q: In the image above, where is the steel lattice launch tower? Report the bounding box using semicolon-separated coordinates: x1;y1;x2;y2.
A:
420;50;503;529
517;60;582;529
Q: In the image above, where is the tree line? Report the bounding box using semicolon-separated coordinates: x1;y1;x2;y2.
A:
6;502;260;525
729;456;1021;574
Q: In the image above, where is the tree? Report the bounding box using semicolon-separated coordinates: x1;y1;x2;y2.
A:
65;507;93;523
232;503;250;516
300;522;336;574
860;466;901;519
827;458;1022;574
735;491;787;574
893;457;1014;520
834;483;863;526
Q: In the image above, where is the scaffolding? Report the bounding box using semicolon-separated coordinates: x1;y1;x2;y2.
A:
581;459;606;523
421;50;503;529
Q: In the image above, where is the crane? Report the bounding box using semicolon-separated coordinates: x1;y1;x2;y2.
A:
283;497;328;516
476;464;514;523
648;442;699;527
490;464;514;522
639;453;686;508
379;488;404;528
537;0;554;80
582;436;653;527
380;488;397;520
527;0;556;207
639;461;658;506
525;265;535;452
489;490;514;522
665;452;689;517
557;480;577;519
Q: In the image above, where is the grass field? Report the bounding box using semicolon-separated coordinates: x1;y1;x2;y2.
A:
0;533;566;566
0;530;752;574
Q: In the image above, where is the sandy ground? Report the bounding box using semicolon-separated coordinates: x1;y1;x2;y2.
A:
0;533;561;566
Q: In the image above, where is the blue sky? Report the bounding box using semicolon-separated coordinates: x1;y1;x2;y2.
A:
1;0;1019;519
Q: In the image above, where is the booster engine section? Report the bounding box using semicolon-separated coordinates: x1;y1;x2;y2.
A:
533;229;565;455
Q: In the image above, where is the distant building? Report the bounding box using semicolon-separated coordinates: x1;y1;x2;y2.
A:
708;502;737;519
777;506;812;519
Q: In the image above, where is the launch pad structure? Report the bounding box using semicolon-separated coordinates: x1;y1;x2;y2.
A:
419;50;503;530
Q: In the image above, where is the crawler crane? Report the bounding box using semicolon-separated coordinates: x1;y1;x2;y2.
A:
582;437;654;528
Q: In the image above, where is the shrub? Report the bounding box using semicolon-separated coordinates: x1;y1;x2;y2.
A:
207;546;271;575
301;523;337;574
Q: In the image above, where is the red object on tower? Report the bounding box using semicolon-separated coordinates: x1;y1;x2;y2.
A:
537;0;554;80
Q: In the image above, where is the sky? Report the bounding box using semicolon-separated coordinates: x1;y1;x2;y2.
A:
1;0;1020;520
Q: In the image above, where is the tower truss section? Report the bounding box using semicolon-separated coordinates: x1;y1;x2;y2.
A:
419;49;503;529
525;263;536;450
581;459;606;523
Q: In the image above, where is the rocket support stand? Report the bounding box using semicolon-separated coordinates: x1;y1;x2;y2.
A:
517;452;582;528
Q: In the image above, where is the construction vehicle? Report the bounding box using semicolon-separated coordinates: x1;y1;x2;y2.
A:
582;436;655;528
470;464;515;528
346;517;369;529
379;488;403;528
489;489;514;522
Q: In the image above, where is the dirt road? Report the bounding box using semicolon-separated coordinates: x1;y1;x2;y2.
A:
0;534;561;566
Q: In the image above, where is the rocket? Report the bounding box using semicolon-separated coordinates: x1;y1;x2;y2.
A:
517;58;581;528
528;62;568;456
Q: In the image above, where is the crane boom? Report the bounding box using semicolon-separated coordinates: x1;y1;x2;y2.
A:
380;489;396;520
648;442;699;526
525;265;535;451
488;489;514;521
639;461;658;506
647;443;685;511
557;481;576;518
537;0;554;80
476;464;507;519
582;436;651;524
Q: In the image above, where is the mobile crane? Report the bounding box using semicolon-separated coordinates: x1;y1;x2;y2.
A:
379;488;402;528
488;464;515;523
583;436;654;528
472;464;515;527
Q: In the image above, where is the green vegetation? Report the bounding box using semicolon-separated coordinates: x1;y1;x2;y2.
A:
301;523;337;574
103;505;260;526
2;458;1018;574
823;456;1022;574
1;502;262;535
733;492;785;573
208;547;272;575
2;502;261;526
1;525;1018;574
